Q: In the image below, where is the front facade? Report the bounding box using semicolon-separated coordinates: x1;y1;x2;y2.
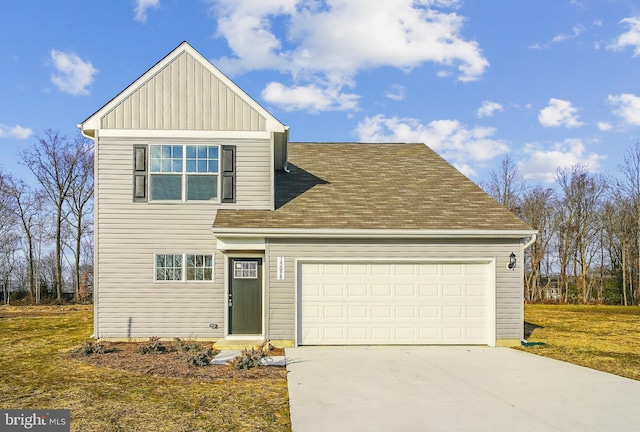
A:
80;42;535;348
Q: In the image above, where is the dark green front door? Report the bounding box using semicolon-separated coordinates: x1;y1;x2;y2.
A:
229;258;262;335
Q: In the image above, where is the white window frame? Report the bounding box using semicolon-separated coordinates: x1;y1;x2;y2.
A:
154;253;214;282
149;144;221;202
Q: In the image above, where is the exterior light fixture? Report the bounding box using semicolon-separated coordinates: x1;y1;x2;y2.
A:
508;252;517;270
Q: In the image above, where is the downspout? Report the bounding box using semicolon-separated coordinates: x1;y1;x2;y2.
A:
521;233;538;345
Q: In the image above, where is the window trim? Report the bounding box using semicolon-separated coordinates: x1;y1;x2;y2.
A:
149;144;221;203
154;253;214;283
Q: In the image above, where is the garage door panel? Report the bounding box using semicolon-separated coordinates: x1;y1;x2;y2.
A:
443;284;463;297
348;284;367;296
299;262;491;345
371;306;392;318
419;284;439;296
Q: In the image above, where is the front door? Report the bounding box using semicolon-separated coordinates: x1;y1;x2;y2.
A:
228;258;263;335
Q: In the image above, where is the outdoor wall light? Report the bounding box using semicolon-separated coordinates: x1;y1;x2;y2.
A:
508;252;517;270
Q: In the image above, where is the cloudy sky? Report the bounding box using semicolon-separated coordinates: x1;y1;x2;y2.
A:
1;0;639;185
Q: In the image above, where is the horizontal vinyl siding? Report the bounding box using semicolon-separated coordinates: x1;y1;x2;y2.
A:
266;239;524;342
100;51;266;131
95;135;271;338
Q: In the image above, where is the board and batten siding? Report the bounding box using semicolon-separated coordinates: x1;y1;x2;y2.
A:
266;238;525;343
100;51;266;132
94;135;272;339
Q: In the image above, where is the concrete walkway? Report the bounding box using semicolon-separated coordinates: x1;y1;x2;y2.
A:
285;346;640;432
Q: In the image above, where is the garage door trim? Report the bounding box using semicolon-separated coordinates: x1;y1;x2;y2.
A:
294;258;496;347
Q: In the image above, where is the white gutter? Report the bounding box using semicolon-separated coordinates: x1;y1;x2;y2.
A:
211;227;538;239
77;123;94;140
523;234;537;250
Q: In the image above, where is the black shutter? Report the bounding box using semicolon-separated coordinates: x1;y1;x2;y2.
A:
221;145;236;203
133;145;148;202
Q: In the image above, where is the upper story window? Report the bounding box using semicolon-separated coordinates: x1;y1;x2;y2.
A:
149;145;219;201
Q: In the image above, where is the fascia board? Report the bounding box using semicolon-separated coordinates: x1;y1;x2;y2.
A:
212;228;539;239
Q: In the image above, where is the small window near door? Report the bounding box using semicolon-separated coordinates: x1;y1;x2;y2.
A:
234;261;258;279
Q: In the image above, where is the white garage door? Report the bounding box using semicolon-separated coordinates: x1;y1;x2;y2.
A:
298;262;492;345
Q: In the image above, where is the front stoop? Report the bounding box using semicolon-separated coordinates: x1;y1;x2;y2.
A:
210;350;287;366
213;339;265;350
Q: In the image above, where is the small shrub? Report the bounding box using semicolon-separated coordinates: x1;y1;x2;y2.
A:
172;338;202;353
187;352;211;367
232;347;267;370
138;337;168;354
71;341;109;356
185;347;217;367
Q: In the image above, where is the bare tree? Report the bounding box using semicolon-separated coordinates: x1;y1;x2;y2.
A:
616;141;640;305
20;130;91;300
4;176;44;300
518;186;556;301
64;139;94;301
556;165;608;302
486;155;525;212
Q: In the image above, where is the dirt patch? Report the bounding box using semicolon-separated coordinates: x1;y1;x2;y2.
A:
69;341;287;382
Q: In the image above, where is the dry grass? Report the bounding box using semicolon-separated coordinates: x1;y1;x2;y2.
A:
0;305;291;431
518;304;640;381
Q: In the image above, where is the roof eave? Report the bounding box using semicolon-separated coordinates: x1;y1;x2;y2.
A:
211;227;538;239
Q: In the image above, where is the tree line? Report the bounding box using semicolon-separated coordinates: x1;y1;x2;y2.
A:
0;130;93;304
483;143;640;305
1;129;638;306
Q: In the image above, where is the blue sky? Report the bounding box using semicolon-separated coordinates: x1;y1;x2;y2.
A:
1;0;640;185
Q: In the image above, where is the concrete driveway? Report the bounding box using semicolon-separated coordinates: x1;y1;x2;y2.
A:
285;346;640;432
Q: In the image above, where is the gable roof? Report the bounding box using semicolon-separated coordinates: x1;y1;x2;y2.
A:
79;41;286;135
213;143;534;236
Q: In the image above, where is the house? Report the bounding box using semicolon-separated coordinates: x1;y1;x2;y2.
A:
79;42;536;348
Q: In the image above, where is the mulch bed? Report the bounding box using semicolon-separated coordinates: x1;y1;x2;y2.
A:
69;341;288;381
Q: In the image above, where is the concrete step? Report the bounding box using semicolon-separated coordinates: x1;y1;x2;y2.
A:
213;339;265;350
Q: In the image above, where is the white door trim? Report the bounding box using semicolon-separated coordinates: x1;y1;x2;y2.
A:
223;252;266;340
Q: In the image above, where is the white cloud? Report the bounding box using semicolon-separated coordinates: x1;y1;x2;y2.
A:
518;139;605;183
476;100;503;118
530;24;584;49
209;0;488;112
597;121;612;131
607;17;640;56
49;50;98;96
551;25;584;43
0;124;33;139
538;98;584;128
134;0;160;23
261;81;359;112
607;93;640;125
354;115;509;176
385;84;405;101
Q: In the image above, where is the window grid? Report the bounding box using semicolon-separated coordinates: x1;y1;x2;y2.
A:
155;253;214;282
156;254;183;281
234;261;258;279
149;144;219;202
186;254;213;281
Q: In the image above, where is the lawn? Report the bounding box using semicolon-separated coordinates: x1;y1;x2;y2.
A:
0;306;291;431
520;304;640;381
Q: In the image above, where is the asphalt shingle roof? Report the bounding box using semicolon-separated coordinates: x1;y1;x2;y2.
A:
212;143;532;231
